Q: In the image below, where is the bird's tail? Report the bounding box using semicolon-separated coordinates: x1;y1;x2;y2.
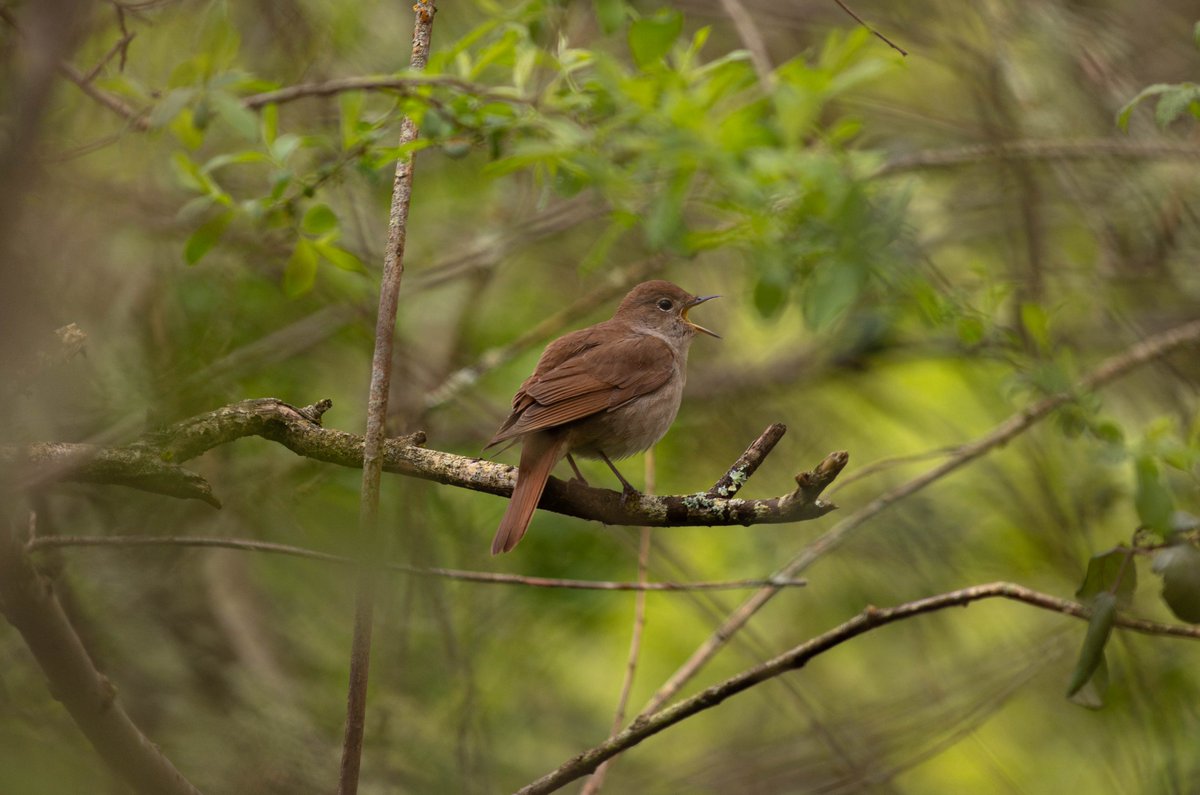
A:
491;433;566;555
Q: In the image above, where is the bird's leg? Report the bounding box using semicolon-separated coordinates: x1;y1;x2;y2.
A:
566;453;590;486
598;451;640;506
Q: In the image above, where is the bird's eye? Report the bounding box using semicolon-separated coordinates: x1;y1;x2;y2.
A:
656;298;673;311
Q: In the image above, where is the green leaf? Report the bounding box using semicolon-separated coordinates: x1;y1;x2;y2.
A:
1154;83;1200;128
283;238;320;298
203;150;270;173
169;108;205;149
1076;548;1136;610
629;10;683;67
1152;543;1200;623
802;263;863;331
261;102;278;145
1116;83;1173;130
339;91;364;149
171;152;205;192
1019;302;1051;350
209;91;260;141
315;241;367;273
1134;455;1174;534
301;203;338;236
595;0;626;35
271;133;302;163
1067;652;1108;709
183;210;233;265
753;277;789;319
1066;591;1116;699
148;88;197;129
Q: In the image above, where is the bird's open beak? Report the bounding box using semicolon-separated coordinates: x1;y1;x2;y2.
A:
683;294;720;338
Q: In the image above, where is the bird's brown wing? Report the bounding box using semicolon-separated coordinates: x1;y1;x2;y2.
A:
486;330;675;446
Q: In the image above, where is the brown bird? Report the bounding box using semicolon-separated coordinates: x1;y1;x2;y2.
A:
485;280;719;554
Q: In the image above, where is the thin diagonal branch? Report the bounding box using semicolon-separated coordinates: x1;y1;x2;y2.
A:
639;317;1200;715
875;139;1200;177
26;535;808;592
242;74;534;109
518;581;1200;794
0;521;203;795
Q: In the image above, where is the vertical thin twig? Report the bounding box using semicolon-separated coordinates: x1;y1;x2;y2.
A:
336;2;436;794
716;0;774;89
580;451;655;795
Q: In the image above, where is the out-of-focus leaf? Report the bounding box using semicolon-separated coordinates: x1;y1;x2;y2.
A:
803;262;862;331
753;276;789;319
1067;653;1108;710
1117;83;1172;130
315;241;367;273
1076;548;1136;609
270;133;302;163
183;211;233;265
1154;83;1200;128
595;0;626;35
169;109;205;149
629;10;682;67
1020;302;1051;351
148;88;197;129
210;91;259;141
1134;455;1174;535
261;102;278;145
1066;591;1116;700
301;203;338;236
283;238;320;298
1152;543;1200;623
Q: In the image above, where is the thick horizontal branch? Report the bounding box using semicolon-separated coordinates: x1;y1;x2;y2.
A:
27;535;808;592
16;398;847;529
3;442;220;506
0;522;202;795
517;581;1200;795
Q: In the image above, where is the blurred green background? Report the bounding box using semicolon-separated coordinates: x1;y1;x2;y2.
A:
2;0;1199;792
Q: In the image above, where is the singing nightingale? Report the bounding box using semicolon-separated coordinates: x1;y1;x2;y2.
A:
486;280;719;554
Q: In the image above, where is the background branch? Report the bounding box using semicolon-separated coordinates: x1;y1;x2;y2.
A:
638;317;1200;716
518;581;1200;795
0;521;202;795
26;535;808;592
338;4;435;792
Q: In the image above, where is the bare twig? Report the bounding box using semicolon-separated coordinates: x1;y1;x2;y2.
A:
518;581;1200;794
716;0;774;88
242;74;533;109
0;521;203;795
58;61;151;130
707;423;787;498
26;534;808;592
338;3;435;792
639;317;1200;715
581;452;657;795
831;0;907;57
876;140;1200;177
